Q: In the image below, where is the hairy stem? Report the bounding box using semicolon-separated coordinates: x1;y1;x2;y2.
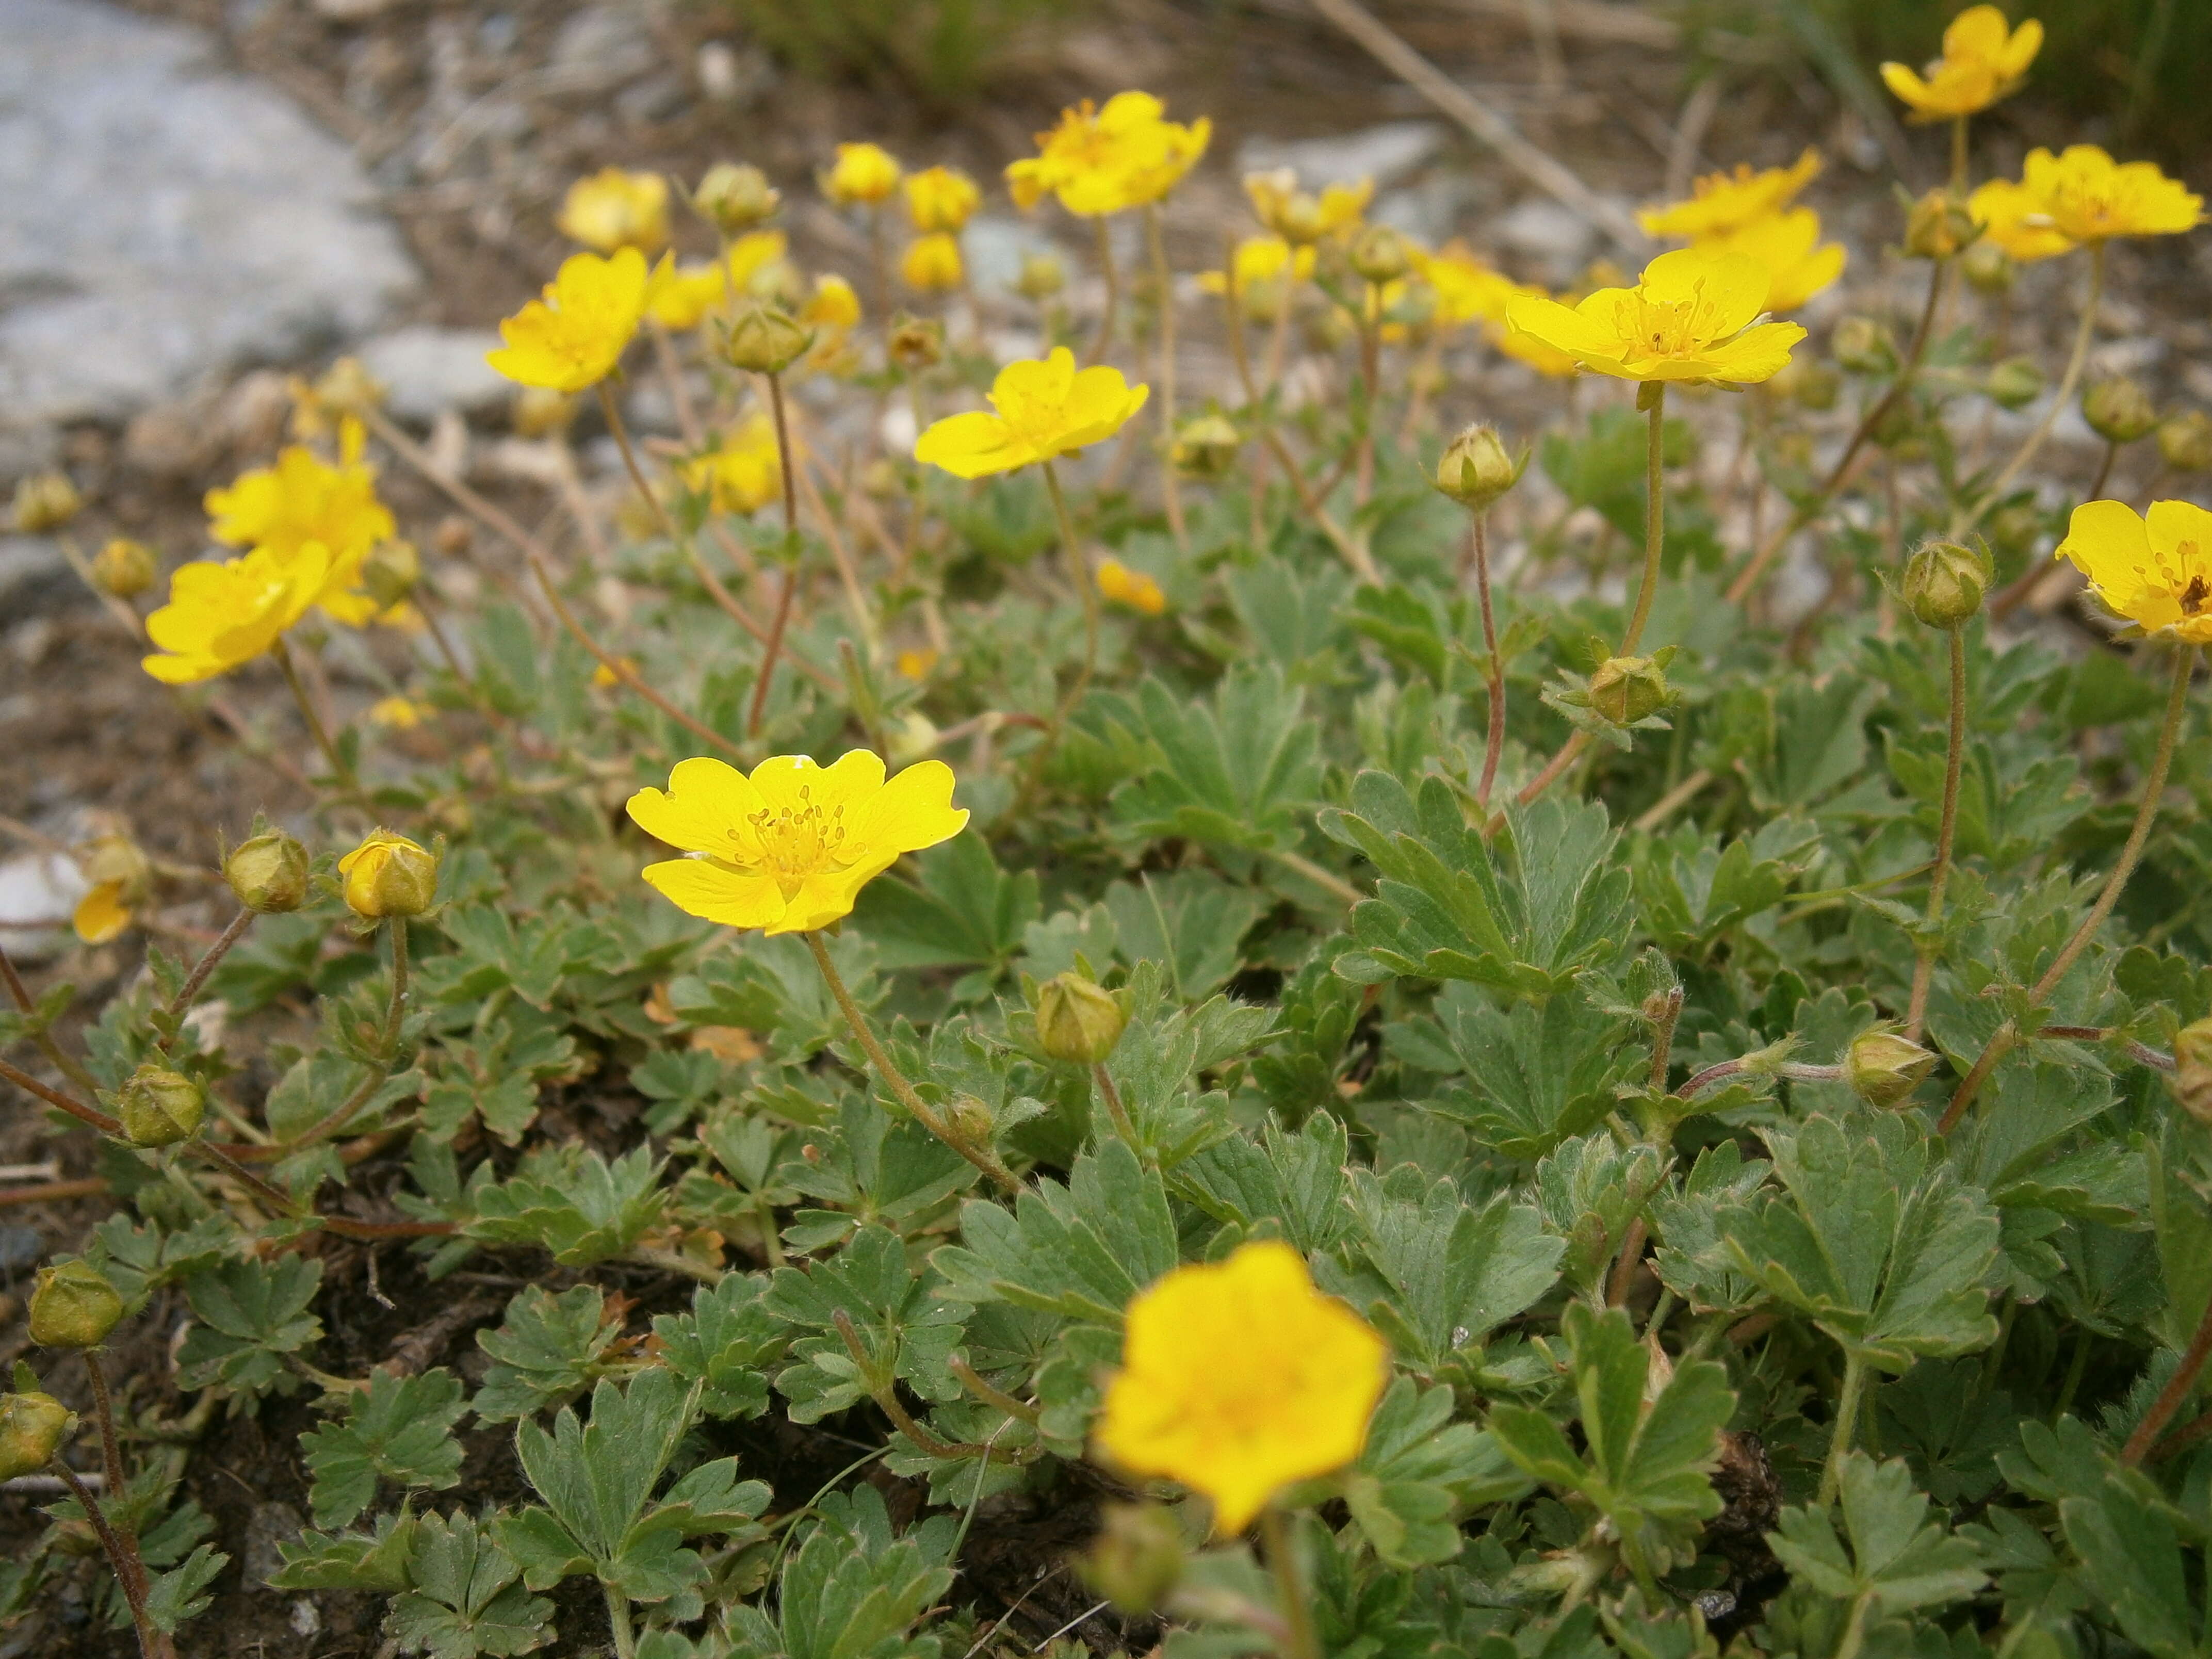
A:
1089;215;1120;365
1964;242;2106;535
1620;384;1668;657
270;635;357;796
1090;1062;1142;1159
1905;626;1969;1042
1144;204;1187;550
1260;1507;1322;1659
53;1462;167;1659
2123;1286;2212;1465
1819;1348;1869;1506
1472;512;1506;808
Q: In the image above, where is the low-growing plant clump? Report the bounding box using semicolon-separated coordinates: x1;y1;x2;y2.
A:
8;11;2212;1659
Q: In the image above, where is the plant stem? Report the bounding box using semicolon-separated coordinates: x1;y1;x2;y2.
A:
0;1054;123;1136
1963;242;2106;535
602;1581;636;1659
53;1461;167;1659
85;1352;128;1507
746;370;807;736
1144;204;1188;551
2088;437;2120;502
2123;1288;2212;1465
1043;461;1098;713
1939;645;2194;1134
1471;512;1506;808
1263;846;1367;906
379;917;410;1059
1089;215;1120;364
1819;1349;1868;1506
1354;285;1382;507
270;635;357;795
1905;625;1969;1042
1090;1061;1142;1158
1260;1506;1322;1659
2053;1325;2093;1422
1832;1589;1876;1659
803;932;1020;1192
1;944;100;1094
1619;383;1668;657
160;908;253;1043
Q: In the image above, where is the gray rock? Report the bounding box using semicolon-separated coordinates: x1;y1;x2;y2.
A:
1493;199;1597;279
242;1501;304;1589
0;1226;42;1275
964;214;1064;297
550;3;659;87
0;0;420;432
0;537;72;615
1238;122;1445;191
357;326;510;422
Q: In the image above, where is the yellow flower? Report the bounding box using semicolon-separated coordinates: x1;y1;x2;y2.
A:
1693;207;1846;313
2015;145;2202;245
1097;558;1167;616
592;656;638;689
626;751;968;935
684;415;784;515
1966;177;2077;263
487;248;649;393
1244;169;1372;245
915;348;1150;479
901;232;965;292
1880;6;2042;121
2057;499;2212;643
726;230;793;299
369;695;427;729
1197;235;1315;321
557;167;671;255
803;273;863;333
338;829;438;919
906;166;982;233
73;884;132;945
896;646;939;679
1503;248;1805;385
142;542;332;684
825;142;903;206
645;254;728;331
72;835;149;945
1006;91;1209;217
205;417;400;625
1094;1240;1388;1535
1405;245;1580;376
1638;149;1822;240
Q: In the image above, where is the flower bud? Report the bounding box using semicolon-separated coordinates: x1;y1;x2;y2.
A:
1587;655;1673;727
224;830;310;914
360;540;421;611
1035;972;1127;1065
0;1390;74;1481
692;162;780;234
12;470;82;533
1845;1028;1937;1108
1831;317;1894;376
117;1063;205;1147
313;356;388;419
1348;224;1411;285
1770;357;1840;412
887;710;940;766
1903;189;1978;261
1432;424;1521;511
886;315;945;373
1016;251;1065;301
1985;356;2044;412
718;304;812;376
1900;538;1993;629
1170;414;1241;480
2172;1017;2212;1126
2157;410;2212;474
1082;1502;1184;1616
942;1093;996;1149
28;1261;123;1350
1960;238;2013;294
91;538;157;599
512;385;577;438
2081;377;2158;445
338;829;439;919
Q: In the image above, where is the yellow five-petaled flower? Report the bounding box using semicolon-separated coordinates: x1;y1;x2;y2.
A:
627;751;968;936
1094;1240;1389;1535
2058;499;2212;644
203;417;399;626
141;542;332;684
1968;145;2202;264
1637;150;1821;241
1504;248;1804;385
1880;5;2042;121
487;248;649;393
913;348;1150;479
1007;91;1209;218
557;167;671;255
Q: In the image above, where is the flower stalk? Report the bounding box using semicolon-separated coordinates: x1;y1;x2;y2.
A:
1905;625;1970;1042
1260;1507;1322;1659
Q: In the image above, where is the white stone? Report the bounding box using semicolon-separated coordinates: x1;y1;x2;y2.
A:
0;0;421;431
964;214;1064;297
1493;199;1596;277
0;852;86;964
357;326;510;422
1238;122;1446;191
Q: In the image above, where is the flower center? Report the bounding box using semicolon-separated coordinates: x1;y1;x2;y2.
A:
738;786;855;898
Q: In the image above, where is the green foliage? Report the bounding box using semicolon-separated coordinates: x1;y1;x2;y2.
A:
302;1368;468;1528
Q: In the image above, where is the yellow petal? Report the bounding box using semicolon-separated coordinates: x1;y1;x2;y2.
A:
852;759;969;854
915;411;1027;478
72;883;132;945
627;757;769;857
750;749;886;818
641;858;789;931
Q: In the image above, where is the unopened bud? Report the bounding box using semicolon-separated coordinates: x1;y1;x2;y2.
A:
117;1063;205;1148
12;471;82;533
512;385;577;438
2173;1017;2212;1125
1016;251;1065;301
886;314;945;373
1432;424;1521;511
942;1093;996;1148
0;1390;74;1481
1587;654;1673;727
1831;317;1894;376
1845;1028;1937;1108
91;539;157;599
28;1261;123;1350
2081;378;2157;445
1960;239;2013;294
225;830;310;914
360;540;421;610
1770;357;1840;412
887;710;940;767
80;835;150;904
1986;355;2043;412
338;829;438;920
1035;972;1127;1065
1900;538;1993;629
692;163;780;234
718;304;811;376
1904;189;1978;261
1082;1503;1185;1616
2157;411;2212;474
1170;415;1241;480
1348;224;1411;285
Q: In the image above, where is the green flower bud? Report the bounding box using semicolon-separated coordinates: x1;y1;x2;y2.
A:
1586;654;1673;727
2081;377;2158;445
91;538;158;599
116;1063;205;1147
942;1093;996;1149
718;303;811;375
1035;972;1127;1065
1082;1502;1185;1616
2157;410;2212;474
2173;1017;2212;1126
1432;424;1523;511
0;1390;75;1481
1831;317;1895;376
1903;188;1978;261
11;470;83;533
1348;224;1411;285
1900;538;1993;629
885;314;945;374
1845;1028;1937;1109
1016;251;1066;302
1986;356;2044;411
1960;238;2013;294
338;829;439;920
1170;415;1242;481
692;162;780;235
360;540;421;611
224;830;310;914
28;1261;123;1349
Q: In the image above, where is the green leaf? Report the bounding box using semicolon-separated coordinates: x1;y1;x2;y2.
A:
1767;1453;1987;1616
765;1224;970;1422
851;834;1039;973
1106;663;1325;852
1173;1113;1354;1254
142;1546;226;1634
473;1284;626;1424
301;1368;468;1528
650;1273;784;1419
2060;1472;2202;1659
760;1486;955;1659
465;1144;665;1268
1394;982;1632;1161
1104;870;1264;1001
1340;1376;1528;1566
176;1257;325;1397
1534;1131;1670;1303
270;1511;419;1592
385;1512;554;1659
